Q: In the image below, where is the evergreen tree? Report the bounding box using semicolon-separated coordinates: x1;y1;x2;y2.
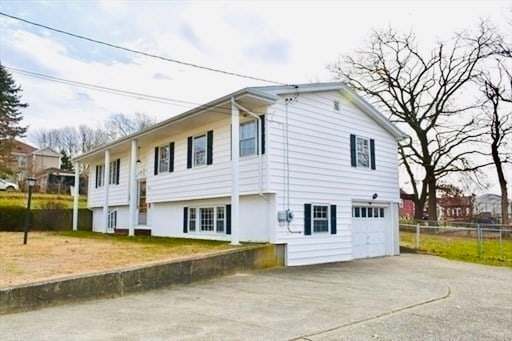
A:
60;149;73;171
0;64;28;175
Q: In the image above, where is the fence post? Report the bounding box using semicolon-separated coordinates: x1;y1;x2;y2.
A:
499;225;503;261
416;223;420;250
477;224;482;258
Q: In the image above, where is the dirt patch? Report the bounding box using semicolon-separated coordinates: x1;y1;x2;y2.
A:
0;232;235;287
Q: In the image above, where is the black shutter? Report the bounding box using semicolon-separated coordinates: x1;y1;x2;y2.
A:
95;165;99;188
187;136;193;169
154;147;159;175
116;159;120;185
370;139;376;170
207;130;213;165
304;203;312;235
260;115;265;155
169;142;174;172
226;204;231;235
183;207;188;233
330;204;337;235
350;134;357;167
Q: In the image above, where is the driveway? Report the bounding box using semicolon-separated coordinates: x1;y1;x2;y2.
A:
1;254;511;340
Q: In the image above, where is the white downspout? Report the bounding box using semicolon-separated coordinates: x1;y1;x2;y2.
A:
72;162;79;231
128;140;137;237
103;150;110;233
231;98;240;245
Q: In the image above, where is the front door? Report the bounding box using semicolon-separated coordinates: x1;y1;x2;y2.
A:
138;180;147;225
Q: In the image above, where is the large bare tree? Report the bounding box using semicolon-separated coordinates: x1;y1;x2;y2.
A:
478;57;511;227
329;22;500;221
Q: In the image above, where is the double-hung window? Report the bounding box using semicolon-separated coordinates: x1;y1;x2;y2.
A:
109;159;120;185
350;134;376;170
159;144;170;173
356;137;370;168
304;203;337;235
193;134;207;167
96;164;104;187
240;120;257;157
313;205;329;233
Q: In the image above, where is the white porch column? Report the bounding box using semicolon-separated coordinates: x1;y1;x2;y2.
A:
128;140;137;237
72;162;80;231
231;98;240;245
103;150;110;233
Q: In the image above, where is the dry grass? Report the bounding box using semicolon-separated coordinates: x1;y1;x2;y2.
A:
0;232;237;287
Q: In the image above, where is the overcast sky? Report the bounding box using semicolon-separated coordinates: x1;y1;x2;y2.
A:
0;0;510;194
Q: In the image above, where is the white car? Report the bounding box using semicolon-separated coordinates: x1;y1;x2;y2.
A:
0;179;19;191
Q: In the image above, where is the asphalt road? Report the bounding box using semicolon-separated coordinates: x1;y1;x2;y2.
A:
1;254;511;340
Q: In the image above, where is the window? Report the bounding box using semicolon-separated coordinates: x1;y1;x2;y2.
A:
107;209;117;230
96;164;104;187
216;206;225;233
356;137;370;168
352;206;385;218
200;208;214;231
189;208;196;232
193;134;207;167
187;206;229;234
18;156;28;168
313;205;329;233
159;145;170;173
109;159;120;185
350;134;376;170
240;120;257;157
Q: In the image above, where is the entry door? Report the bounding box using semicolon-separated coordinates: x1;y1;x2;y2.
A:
138;180;147;225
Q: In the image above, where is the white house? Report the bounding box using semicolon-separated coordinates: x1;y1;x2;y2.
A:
72;82;406;266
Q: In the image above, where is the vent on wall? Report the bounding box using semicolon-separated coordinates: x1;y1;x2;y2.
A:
333;100;340;111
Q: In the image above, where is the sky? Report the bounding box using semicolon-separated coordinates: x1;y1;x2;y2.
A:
0;0;510;194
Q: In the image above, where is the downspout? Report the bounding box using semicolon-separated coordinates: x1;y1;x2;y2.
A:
232;101;267;201
72;162;79;231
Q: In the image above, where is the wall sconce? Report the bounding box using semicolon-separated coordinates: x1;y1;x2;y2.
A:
136;146;141;165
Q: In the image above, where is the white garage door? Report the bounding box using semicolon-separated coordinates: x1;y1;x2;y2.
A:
352;206;387;259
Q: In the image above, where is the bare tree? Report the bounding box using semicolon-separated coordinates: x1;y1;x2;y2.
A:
329;22;500;221
478;57;511;227
103;112;156;140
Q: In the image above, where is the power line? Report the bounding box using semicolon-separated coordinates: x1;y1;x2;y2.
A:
0;11;287;86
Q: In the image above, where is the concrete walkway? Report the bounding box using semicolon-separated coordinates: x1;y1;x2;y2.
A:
1;254;510;340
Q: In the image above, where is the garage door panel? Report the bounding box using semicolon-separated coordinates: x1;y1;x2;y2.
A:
352;205;388;260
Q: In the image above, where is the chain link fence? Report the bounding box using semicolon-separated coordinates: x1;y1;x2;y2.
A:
400;220;512;263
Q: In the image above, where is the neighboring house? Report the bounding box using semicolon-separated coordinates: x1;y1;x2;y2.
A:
4;140;37;183
73;82;406;266
32;147;60;173
475;193;512;221
438;194;475;222
399;189;415;219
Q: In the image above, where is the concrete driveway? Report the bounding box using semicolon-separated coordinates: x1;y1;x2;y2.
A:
1;254;511;340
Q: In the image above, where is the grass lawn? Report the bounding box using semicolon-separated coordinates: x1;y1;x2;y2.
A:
0;192;87;209
400;231;512;267
0;231;243;287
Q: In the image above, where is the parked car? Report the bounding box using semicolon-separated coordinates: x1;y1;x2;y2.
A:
475;212;496;225
0;179;19;191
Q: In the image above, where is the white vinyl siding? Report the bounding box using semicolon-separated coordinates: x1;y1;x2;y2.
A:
268;91;400;265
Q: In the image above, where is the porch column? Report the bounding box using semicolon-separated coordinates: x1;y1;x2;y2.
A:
128;140;137;237
103;150;110;233
72;162;79;231
230;98;240;245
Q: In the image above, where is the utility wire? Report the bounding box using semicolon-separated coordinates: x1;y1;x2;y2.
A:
0;11;287;86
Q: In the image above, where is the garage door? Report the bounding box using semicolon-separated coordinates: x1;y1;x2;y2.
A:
352;206;387;259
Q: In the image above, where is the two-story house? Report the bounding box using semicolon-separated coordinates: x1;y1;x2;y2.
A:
72;82;406;266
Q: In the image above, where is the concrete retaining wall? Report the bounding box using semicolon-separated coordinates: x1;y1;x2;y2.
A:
0;244;285;315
